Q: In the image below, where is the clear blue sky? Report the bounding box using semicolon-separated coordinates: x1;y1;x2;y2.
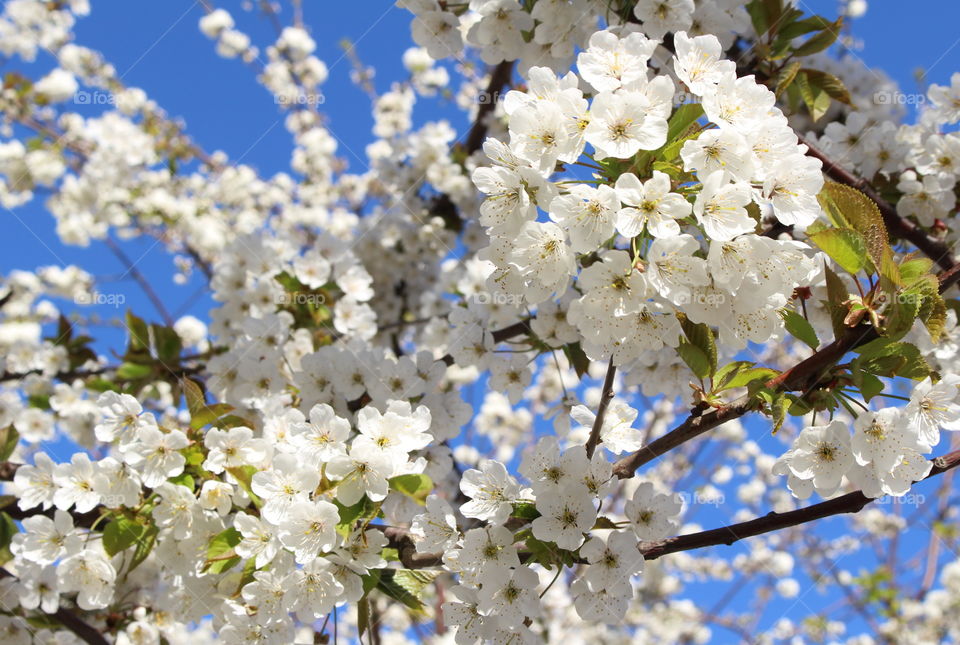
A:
5;1;960;640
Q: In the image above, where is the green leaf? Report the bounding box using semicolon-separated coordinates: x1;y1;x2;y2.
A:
116;362;152;380
795;70;832;122
362;569;382;596
747;0;785;37
511;502;541;521
182;378;207;418
0;426;18;462
809;228;869;275
779;309;820;350
561;342;591;380
817;182;890;274
679;315;717;377
665;103;705;143
659;103;706;162
678;341;711;380
376;569;426;612
182;444;205;467
213;415;255;429
770;394;789;434
393;569;440;599
714;361;754;389
823;263;850;337
855;342;930;380
128;523;158;572
854;371;884;403
786;393;814;417
524;536;576;569
792;17;842;56
775;61;802;97
125;310;151;355
714;362;778;392
102;517;151;557
899;256;934;283
802;69;852;106
168;472;195;491
152;324;182;363
205;527;242;574
226;466;262;508
358;598;370;638
335;496;381;537
778;14;834;40
924;293;949;342
388;474;433;505
235;556;258;595
880;290;921;340
190;402;235;430
0;512;18;565
592;516;619;530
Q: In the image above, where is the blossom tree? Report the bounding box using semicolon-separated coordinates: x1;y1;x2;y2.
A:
1;0;960;643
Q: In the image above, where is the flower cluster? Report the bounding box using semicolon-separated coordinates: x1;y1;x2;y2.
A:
0;0;959;643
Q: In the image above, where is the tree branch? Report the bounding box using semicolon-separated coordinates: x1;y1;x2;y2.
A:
613;258;960;480
640;448;960;560
439;318;533;366
104;237;174;327
585;359;616;458
379;449;960;569
801;135;957;272
462;60;514;155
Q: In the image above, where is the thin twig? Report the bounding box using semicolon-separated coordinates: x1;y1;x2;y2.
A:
104;237;174;326
585;358;616;458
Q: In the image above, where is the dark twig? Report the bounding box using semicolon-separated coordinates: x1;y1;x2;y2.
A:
585;359;617;458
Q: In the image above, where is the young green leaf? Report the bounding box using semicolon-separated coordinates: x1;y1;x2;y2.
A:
779;309;820;350
809;228;869;275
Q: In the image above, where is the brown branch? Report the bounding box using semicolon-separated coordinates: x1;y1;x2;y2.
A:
612;258;960;480
585;359;617;458
462;61;514;155
0;362;203;385
439;318;533;367
640;448;960;560
380;526;442;569
382;449;960;569
801;135;957;272
612;394;756;479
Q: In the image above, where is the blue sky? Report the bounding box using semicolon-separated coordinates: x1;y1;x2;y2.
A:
6;1;960;333
5;1;960;640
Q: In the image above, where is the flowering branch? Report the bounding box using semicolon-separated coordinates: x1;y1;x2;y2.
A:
0;569;109;645
377;449;960;571
801;135;958;272
614;255;960;479
640;449;960;560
